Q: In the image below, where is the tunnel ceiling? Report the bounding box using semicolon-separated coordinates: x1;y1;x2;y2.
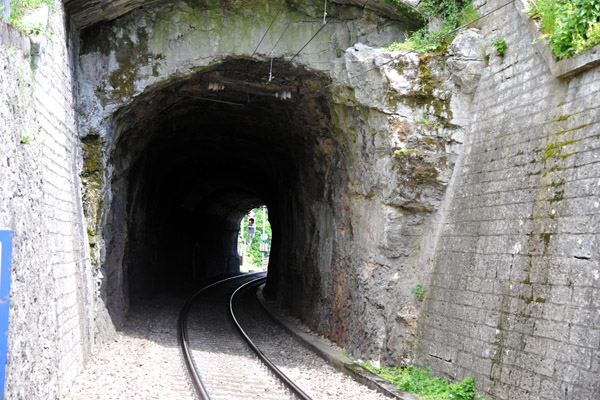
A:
112;58;334;219
65;0;420;30
109;58;342;300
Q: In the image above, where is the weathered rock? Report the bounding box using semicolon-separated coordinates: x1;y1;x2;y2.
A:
74;0;484;373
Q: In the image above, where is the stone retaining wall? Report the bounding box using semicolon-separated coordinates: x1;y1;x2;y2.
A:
416;1;600;398
0;2;97;397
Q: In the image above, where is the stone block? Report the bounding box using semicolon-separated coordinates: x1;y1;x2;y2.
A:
569;325;600;349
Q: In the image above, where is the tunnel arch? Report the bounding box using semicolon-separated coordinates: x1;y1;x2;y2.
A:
75;0;455;364
103;58;346;320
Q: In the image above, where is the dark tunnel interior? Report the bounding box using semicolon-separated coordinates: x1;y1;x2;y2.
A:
106;59;343;309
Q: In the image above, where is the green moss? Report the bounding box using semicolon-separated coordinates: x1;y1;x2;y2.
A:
548;179;565;187
541;140;575;163
418;55;434;95
549;190;564;203
554;115;571;122
81;135;104;182
554;124;589;136
542;233;552;254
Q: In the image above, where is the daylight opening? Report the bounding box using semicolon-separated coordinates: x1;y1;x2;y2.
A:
239;206;271;273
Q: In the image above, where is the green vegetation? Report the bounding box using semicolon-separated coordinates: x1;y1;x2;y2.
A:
19;131;31;144
361;363;486;400
239;207;271;269
7;0;54;37
412;284;425;301
491;37;507;57
525;0;600;58
384;0;479;53
420;117;444;127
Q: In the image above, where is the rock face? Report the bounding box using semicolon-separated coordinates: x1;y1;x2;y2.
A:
3;0;598;398
74;0;483;366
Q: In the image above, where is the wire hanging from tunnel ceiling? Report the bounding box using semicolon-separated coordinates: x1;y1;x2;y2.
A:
323;0;327;25
318;0;517;91
178;93;245;108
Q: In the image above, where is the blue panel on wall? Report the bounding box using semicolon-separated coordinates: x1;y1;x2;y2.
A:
0;230;13;400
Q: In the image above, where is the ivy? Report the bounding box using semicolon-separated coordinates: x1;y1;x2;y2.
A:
526;0;600;58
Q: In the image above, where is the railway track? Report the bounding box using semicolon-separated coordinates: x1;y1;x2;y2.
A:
179;273;312;400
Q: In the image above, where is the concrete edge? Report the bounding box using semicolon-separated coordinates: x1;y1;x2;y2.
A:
256;284;421;400
514;0;600;79
0;19;31;56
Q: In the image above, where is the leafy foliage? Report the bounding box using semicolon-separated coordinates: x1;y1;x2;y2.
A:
384;0;427;26
385;0;478;53
240;208;271;268
361;364;486;400
526;0;600;58
412;284;425;301
491;37;507;56
8;0;55;37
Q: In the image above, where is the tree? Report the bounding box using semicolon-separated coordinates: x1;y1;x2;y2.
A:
240;207;271;268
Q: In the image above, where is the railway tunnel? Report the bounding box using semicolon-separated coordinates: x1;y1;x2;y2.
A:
104;58;346;320
74;0;426;363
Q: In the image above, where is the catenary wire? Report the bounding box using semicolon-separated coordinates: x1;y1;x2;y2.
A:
319;0;517;91
267;0;309;58
289;20;329;64
245;0;287;68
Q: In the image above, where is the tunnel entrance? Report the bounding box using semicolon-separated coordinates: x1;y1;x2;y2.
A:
105;58;343;315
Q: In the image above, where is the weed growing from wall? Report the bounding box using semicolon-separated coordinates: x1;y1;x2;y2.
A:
525;0;600;58
491;37;507;57
412;284;425;301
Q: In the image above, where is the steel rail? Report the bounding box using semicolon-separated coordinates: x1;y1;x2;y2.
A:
178;272;264;400
230;277;314;400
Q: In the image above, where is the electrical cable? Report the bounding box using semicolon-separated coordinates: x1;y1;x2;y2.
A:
289;21;329;64
288;0;330;64
320;0;517;91
178;93;245;107
267;0;309;58
245;0;287;67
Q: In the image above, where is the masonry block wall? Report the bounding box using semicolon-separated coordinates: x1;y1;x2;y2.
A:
416;0;600;399
0;2;94;397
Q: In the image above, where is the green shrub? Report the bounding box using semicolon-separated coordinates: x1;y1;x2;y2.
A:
412;284;425;301
8;0;55;36
491;37;507;56
384;0;478;53
361;363;486;400
526;0;600;58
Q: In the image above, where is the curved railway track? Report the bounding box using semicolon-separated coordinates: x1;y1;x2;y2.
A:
178;273;312;400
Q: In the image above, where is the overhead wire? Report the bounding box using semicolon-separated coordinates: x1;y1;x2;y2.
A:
289;0;330;64
289;23;328;64
245;0;287;68
180;0;516;108
319;0;517;91
267;0;309;58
